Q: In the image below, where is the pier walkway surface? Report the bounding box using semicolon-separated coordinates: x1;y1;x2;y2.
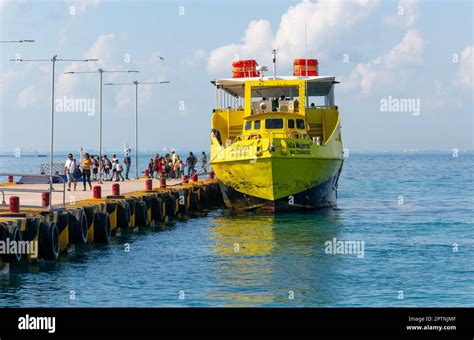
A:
0;178;183;208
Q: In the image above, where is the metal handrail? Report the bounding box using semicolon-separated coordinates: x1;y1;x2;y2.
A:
0;173;66;209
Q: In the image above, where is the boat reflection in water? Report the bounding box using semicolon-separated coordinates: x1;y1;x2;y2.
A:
207;209;343;306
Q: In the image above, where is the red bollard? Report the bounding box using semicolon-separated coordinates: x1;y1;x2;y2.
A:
41;192;50;207
160;177;166;188
7;176;14;183
144;169;150;177
9;196;19;213
112;183;120;196
209;171;215;179
146;179;153;191
192;173;199;182
93;185;102;199
183;175;189;184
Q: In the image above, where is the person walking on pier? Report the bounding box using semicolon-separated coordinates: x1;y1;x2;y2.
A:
186;152;197;176
173;155;181;178
81;152;93;191
179;159;185;178
111;154;118;180
115;159;125;182
103;155;112;181
64;153;77;191
92;156;99;181
148;158;155;178
200;151;208;175
124;148;131;180
157;157;164;178
153;154;160;179
164;154;172;178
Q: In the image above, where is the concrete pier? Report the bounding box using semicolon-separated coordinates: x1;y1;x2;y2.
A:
0;176;224;273
0;178;183;208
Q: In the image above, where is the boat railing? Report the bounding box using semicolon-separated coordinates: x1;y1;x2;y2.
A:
235;131;311;142
0;173;66;209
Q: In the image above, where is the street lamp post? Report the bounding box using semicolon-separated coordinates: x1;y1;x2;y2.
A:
63;69;139;183
0;40;35;43
11;55;98;208
105;80;170;179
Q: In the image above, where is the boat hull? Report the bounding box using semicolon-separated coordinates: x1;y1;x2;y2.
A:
213;156;343;212
218;171;340;212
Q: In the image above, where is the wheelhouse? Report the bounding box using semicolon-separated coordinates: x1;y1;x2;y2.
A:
211;76;340;146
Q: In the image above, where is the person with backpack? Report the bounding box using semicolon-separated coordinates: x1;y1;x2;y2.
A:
74;162;82;184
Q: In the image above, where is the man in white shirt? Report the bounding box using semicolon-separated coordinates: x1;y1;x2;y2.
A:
64;153;77;191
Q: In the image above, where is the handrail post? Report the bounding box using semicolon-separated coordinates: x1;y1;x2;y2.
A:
62;179;66;207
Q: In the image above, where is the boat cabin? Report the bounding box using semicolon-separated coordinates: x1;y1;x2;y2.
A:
211;76;340;146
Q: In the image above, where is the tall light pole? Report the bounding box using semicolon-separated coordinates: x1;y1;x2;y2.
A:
104;80;170;179
11;55;98;208
63;69;139;183
0;40;35;43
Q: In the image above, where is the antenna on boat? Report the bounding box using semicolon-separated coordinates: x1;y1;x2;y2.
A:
304;0;309;107
272;49;277;79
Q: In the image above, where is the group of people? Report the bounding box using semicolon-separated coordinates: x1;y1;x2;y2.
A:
64;148;132;191
64;148;208;191
147;151;207;179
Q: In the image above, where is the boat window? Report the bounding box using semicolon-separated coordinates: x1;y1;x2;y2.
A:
245;121;252;130
288;119;295;129
265;119;283;129
254;120;261;129
296;119;305;129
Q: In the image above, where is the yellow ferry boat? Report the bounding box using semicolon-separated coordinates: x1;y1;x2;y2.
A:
210;57;344;211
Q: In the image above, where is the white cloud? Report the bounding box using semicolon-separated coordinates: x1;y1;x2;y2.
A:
207;0;379;75
182;49;206;67
17;85;39;109
0;69;17;96
207;19;273;74
114;85;132;110
67;0;101;14
56;33;115;97
83;33;115;62
342;29;424;94
454;45;474;90
384;0;419;28
110;51;169;110
384;29;423;64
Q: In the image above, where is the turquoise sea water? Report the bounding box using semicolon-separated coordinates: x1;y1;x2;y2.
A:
0;152;472;307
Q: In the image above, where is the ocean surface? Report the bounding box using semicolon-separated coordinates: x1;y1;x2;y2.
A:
0;152;472;307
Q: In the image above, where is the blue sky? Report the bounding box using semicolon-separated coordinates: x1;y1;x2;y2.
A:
0;0;472;153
